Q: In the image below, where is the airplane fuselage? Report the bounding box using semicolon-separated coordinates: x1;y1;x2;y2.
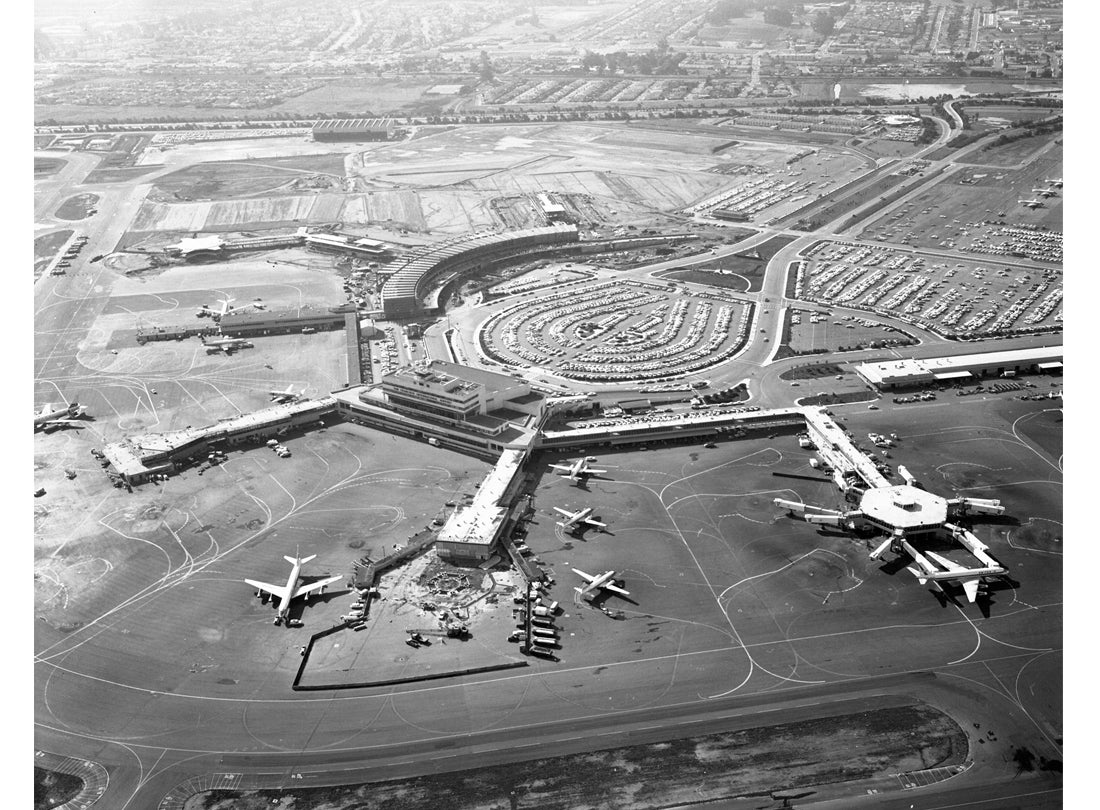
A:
275;560;303;620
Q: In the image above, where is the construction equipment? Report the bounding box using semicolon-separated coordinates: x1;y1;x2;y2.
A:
405;621;469;639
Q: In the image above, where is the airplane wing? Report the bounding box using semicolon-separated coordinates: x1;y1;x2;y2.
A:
37;403;54;417
603;582;630;596
245;579;288;600
553;507;573;518
926;551;967;573
572;568;595;582
549;464;573;473
291;574;343;600
583;518;607;528
959;578;981;603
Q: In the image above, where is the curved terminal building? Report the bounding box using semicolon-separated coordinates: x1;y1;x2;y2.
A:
380;224;579;318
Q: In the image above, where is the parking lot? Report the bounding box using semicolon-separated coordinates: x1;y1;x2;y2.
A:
478;278;752;383
796;241;1062;337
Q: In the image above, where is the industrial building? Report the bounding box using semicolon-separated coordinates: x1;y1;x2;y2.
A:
311;118;395;142
855;346;1063;389
380;225;580;318
219;306;353;338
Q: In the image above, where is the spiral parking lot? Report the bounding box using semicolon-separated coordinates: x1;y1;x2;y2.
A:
477;279;754;383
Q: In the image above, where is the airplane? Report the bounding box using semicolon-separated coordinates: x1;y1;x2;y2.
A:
201;336;254;354
198;297;255;320
1018;199;1045;209
1045;178;1062;187
554;506;607;533
246;552;343;626
549;456;607;483
1031;188;1057;197
269;384;304;403
573;568;629;601
34;402;87;432
907;551;1005;603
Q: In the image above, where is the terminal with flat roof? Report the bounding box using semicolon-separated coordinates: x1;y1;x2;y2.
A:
855;346;1063;389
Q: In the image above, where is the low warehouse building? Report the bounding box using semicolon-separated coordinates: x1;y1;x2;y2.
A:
855;346;1063;389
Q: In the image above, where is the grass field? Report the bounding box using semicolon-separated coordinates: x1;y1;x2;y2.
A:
193;703;965;810
34;767;84;810
151;160;343;202
82;165;164;185
661;235;796;293
789;170;909;230
35;157;66;176
55;193;100;220
271;77;450;116
34;230;73;276
973;129;1062;167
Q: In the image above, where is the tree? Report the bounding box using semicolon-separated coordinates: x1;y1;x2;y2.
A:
811;12;836;36
763;7;794;27
478;50;494;82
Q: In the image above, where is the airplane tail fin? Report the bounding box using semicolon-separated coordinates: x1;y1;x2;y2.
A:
285;554;316;565
906;566;929;585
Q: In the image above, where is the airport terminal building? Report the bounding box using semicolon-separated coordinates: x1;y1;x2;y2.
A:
855;346;1063;389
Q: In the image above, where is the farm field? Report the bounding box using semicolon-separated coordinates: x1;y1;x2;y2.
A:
797;240;1062;338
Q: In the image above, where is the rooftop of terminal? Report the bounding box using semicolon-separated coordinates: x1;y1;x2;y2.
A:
859;484;949;531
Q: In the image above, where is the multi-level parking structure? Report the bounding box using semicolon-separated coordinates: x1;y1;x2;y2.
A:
380;225;580;318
